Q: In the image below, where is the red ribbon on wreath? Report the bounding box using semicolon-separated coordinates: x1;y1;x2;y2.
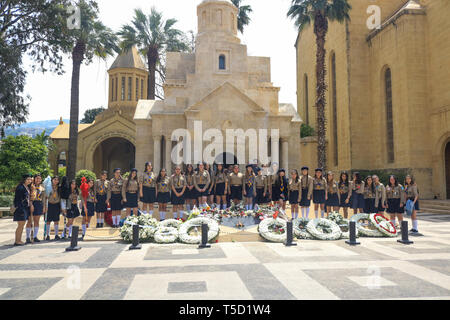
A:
373;213;397;234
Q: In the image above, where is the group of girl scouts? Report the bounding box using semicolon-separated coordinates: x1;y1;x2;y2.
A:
12;162;421;246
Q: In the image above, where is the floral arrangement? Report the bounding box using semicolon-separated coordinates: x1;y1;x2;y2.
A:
258;218;287;243
154;227;179;244
369;213;397;237
292;218;314;240
178;216;220;244
120;214;159;242
350;213;385;237
306;218;342;241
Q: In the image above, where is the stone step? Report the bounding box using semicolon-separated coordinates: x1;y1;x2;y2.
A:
421;200;450;207
419;208;450;215
420;203;450;211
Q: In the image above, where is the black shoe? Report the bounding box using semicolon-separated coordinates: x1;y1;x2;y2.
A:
14;243;24;246
26;238;32;244
33;238;41;243
45;236;50;241
101;223;104;228
54;235;61;241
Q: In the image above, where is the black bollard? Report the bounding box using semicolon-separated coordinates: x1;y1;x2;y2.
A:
284;221;297;247
345;221;360;246
397;220;414;245
198;223;211;249
66;226;81;252
129;224;142;250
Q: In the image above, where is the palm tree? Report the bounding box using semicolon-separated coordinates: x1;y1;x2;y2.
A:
118;7;189;101
64;0;120;180
231;0;253;34
287;0;351;170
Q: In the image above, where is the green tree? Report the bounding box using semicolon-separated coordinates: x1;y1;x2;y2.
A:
62;0;120;181
80;107;105;124
75;169;96;187
118;7;189;100
0;135;52;189
288;0;351;170
231;0;253;34
0;0;71;136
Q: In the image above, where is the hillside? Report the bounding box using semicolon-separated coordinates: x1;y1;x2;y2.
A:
4;119;69;137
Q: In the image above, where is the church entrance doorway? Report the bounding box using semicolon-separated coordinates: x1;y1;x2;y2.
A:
93;137;135;177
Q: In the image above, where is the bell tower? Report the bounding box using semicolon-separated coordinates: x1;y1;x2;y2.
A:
197;0;239;37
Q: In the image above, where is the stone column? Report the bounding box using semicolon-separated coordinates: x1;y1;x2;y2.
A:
153;135;161;173
271;136;280;167
281;137;289;172
165;135;172;175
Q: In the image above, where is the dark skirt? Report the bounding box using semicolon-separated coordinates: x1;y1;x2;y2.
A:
387;198;402;214
171;188;185;205
32;201;44;216
326;193;340;207
141;186;157;204
67;203;80;219
364;198;377;213
339;192;350;208
299;189;311;207
196;184;208;198
47;202;61;222
125;192;138;208
95;194;107;213
215;183;226;196
14;206;30;222
184;186;197;200
376;199;385;212
407;197;420;211
230;185;243;200
313;190;326;204
289;190;300;205
351;191;365;209
157;192;171;204
110;193;123;211
256;187;266;204
245;184;255;199
82;202;95;217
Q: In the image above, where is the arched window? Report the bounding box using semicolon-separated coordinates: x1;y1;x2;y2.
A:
304;74;309;125
121;77;125;101
385;68;395;163
331;53;338;166
219;55;226;70
217;9;223;26
128;77;132;101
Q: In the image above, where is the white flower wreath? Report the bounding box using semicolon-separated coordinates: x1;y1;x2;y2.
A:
154;227;179;244
258;218;287;243
369;214;398;237
178;217;220;244
292;218;314;240
306;218;342;241
120;215;158;242
158;219;183;229
350;213;384;237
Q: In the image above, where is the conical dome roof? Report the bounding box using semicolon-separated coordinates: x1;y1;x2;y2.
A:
109;46;147;71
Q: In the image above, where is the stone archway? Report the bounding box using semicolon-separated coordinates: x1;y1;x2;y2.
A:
93;137;136;177
446;142;450;199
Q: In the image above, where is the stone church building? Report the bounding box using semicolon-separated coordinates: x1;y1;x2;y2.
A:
50;0;301;177
296;0;450;199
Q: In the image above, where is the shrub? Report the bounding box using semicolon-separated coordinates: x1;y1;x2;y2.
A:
75;170;97;187
0;195;14;207
354;169;409;186
58;167;66;177
300;124;315;138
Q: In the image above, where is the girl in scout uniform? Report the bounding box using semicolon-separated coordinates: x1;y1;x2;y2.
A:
205;163;215;206
228;165;244;205
385;175;405;228
288;170;301;219
243;165;256;211
81;179;96;238
325;171;340;216
65;180;80;239
214;164;228;210
363;176;377;213
313;168;327;218
44;176;61;241
373;175;386;214
274;169;288;210
123;169;139;218
13;174;32;246
139;162;157;217
255;167;268;206
184;164;197;211
194;162;211;209
404;175;420;234
171;166;186;220
27;174;44;243
107;168;124;228
156;168;171;221
299;167;313;218
350;172;365;215
94;171;108;228
338;172;351;218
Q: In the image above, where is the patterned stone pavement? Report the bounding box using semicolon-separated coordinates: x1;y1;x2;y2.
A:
0;212;449;300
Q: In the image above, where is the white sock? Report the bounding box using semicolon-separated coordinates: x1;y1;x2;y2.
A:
149;210;154;216
306;208;310;219
321;211;325;218
315;210;318;219
412;219;418;230
69;225;73;237
34;227;39;238
54;225;59;236
173;211;178;219
46;225;50;236
222;204;227;210
249;204;253;210
82;224;86;235
26;228;31;239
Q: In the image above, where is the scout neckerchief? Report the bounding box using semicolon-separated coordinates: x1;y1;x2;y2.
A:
51;185;58;201
280;177;285;192
145;171;153;185
176;174;182;188
247;175;254;188
98;180;106;195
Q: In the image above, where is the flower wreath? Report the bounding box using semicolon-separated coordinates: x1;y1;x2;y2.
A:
120;215;158;242
306;219;342;241
292;218;314;240
159;219;183;229
258;218;287;243
178;217;220;244
370;213;398;237
350;213;384;237
154;227;179;244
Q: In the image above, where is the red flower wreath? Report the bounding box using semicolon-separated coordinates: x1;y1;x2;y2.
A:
372;213;397;235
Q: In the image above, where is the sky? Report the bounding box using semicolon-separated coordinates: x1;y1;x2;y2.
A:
23;0;300;122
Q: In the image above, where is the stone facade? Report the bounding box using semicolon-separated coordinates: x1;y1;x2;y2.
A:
296;0;450;199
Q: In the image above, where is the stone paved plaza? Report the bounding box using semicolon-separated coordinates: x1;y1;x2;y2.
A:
0;212;449;300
